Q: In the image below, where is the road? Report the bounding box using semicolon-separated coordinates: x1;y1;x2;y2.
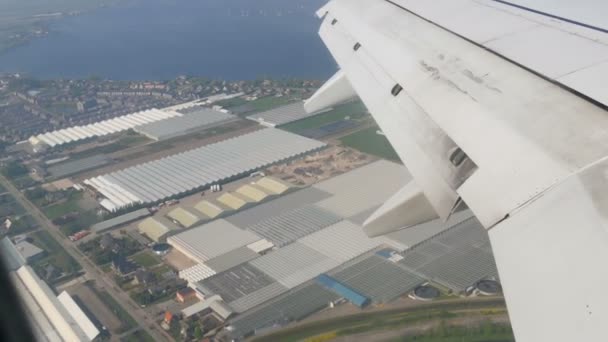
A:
0;174;171;341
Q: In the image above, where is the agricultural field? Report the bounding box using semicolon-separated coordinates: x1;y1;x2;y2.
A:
254;300;512;342
30;230;81;281
339;126;400;161
280;101;369;134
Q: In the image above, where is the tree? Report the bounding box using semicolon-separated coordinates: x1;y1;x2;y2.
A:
193;326;203;340
1;161;27;178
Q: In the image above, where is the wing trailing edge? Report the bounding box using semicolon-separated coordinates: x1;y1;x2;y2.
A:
363;180;438;237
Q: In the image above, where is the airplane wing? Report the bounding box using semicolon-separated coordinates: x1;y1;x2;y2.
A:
306;1;608;341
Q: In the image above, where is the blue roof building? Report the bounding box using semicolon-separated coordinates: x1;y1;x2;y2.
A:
316;274;370;308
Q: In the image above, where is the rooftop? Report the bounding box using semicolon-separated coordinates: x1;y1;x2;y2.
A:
85;128;326;210
246;101;330;127
134;109;236;141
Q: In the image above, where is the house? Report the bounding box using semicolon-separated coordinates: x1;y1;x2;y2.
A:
176;288;197;303
112;254;138;276
99;234;118;251
132;269;156;286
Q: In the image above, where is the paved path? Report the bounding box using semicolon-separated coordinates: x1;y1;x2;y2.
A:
0;174;172;341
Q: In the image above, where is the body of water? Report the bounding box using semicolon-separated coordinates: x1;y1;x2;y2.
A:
0;0;336;80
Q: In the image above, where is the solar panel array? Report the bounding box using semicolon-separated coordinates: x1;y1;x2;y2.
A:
33;108;181;147
85;128;326;210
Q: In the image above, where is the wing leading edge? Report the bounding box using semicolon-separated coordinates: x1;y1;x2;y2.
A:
308;0;608;341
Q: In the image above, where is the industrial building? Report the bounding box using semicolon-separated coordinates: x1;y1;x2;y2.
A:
164;161;498;337
29;107;183;148
84;128;326;211
10;266;99;341
91;208;152;233
254;177;291;195
168;219;262;264
217;193;252;211
246;101;330;127
167;207;205;228
133;107;237;141
194;200;227;219
138;217;178;242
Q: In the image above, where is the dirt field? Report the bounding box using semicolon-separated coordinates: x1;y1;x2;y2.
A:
266;145;373;186
69;283;122;332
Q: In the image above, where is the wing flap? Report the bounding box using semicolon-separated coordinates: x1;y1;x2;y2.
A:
363;180;438;237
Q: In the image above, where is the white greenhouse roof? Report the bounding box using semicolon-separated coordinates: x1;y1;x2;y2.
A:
30;107;182;148
86;128;326;209
247;101;330;127
167;219;262;263
134;109;236;141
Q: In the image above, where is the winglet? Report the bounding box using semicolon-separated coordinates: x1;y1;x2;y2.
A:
363;180;439;237
304;70;357;114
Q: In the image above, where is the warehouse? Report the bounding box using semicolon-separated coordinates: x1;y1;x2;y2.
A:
167;207;205;228
9;266;96;341
84;128;326;211
228;283;339;339
316;274;370;307
235;184;271;202
194;200;227;219
138;217;178;242
328;253;425;303
196;263;289;313
57;291;100;341
0;237;25;270
254;177;291;195
91;208;151;233
171;161;497;323
167;219;262;263
31;107;182;148
134;108;237;141
217;193;252;211
246;101;330;127
179;263;217;285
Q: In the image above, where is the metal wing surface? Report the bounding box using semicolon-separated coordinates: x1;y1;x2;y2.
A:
306;1;608;341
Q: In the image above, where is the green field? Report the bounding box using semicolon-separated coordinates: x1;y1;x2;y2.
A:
30;230;81;273
249;96;294;112
121;329;155;342
70;133;150;159
280;101;369;134
254;301;512;342
215;97;248;108
130;251;160;268
340;126;400;161
43;192;83;220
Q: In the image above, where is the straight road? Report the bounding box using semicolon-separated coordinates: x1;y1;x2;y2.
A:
0;174;171;341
